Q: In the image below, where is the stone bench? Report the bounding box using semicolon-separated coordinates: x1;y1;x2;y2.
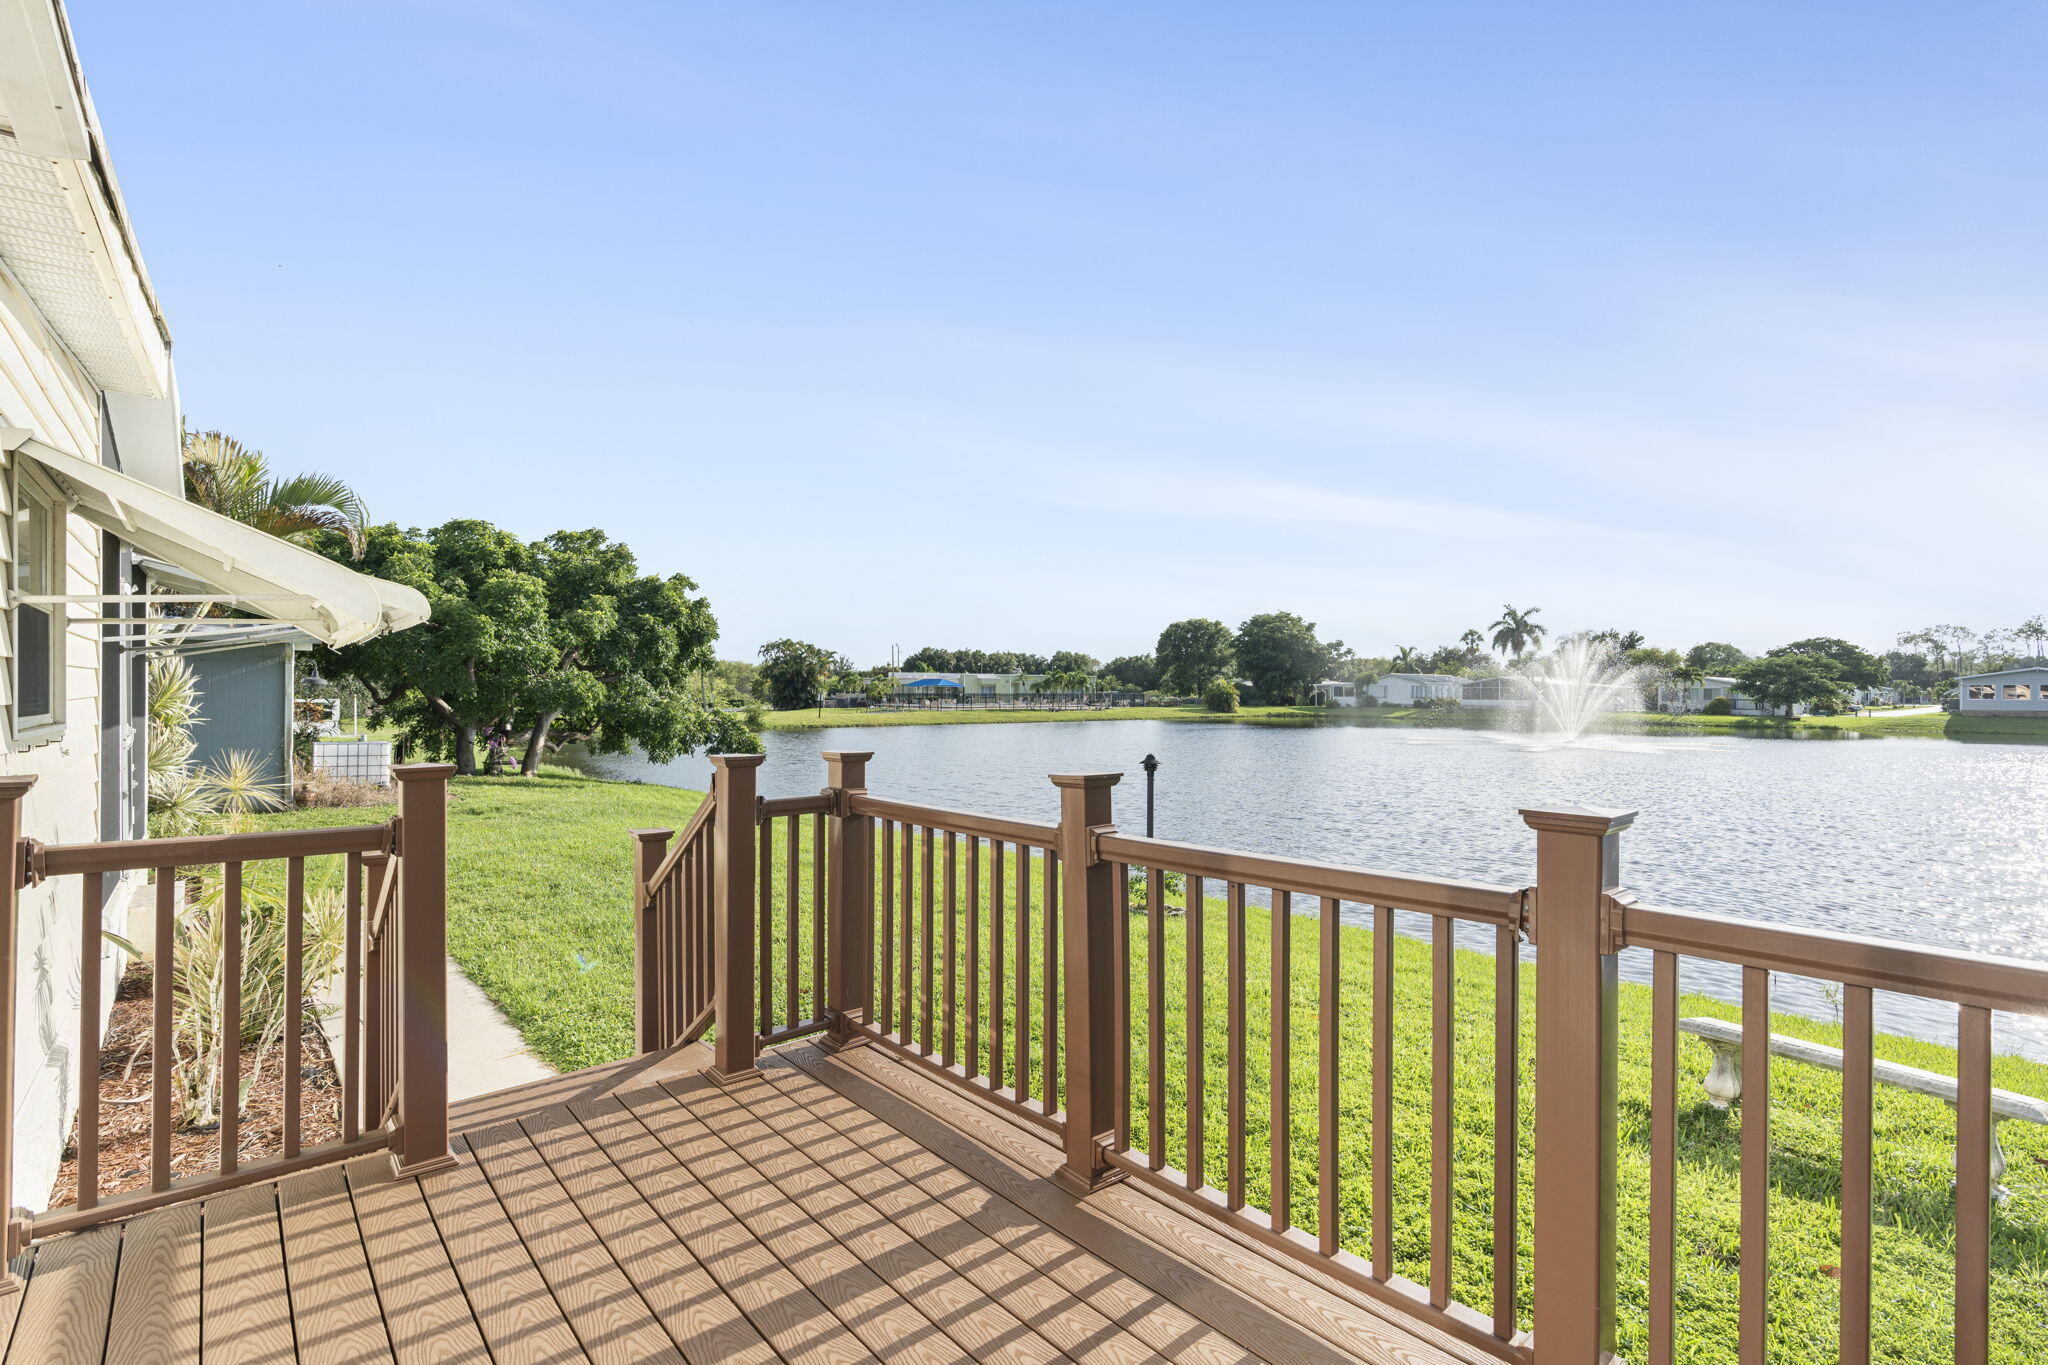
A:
1680;1016;2048;1192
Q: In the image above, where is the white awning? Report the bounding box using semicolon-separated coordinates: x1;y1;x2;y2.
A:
2;430;428;647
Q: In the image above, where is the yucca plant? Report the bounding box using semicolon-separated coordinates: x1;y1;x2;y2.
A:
168;871;344;1128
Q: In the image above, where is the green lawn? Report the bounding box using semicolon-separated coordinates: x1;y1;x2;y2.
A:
246;771;2048;1362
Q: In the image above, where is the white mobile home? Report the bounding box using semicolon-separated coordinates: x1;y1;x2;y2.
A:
1657;676;1808;717
1956;667;2048;715
0;0;426;1208
1365;673;1464;705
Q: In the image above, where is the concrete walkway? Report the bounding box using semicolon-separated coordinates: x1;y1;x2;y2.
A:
443;957;555;1099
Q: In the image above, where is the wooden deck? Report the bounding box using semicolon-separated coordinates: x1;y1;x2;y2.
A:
0;1041;1480;1364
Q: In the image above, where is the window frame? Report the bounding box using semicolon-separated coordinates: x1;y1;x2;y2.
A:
11;460;68;747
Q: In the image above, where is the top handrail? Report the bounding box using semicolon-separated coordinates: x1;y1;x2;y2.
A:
1098;831;1524;925
33;822;389;879
850;793;1058;849
1623;900;2048;1016
646;793;717;892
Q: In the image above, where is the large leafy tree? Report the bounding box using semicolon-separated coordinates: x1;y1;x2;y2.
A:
1765;637;1886;689
1154;619;1235;695
183;431;369;558
901;646;1051;674
1489;604;1546;659
319;519;757;775
1233;612;1329;704
1734;653;1846;717
1684;641;1751;673
1102;653;1160;691
758;639;846;710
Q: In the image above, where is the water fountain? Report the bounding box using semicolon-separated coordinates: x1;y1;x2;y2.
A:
1518;635;1654;748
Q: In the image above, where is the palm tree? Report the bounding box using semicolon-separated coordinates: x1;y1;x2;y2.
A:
1392;645;1422;671
1489;604;1546;659
182;431;368;558
1667;663;1707;712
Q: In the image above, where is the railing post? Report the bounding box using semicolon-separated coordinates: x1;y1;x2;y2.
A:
1051;771;1124;1197
821;751;874;1051
631;827;674;1054
0;776;34;1285
391;763;457;1178
709;754;764;1079
1522;805;1634;1364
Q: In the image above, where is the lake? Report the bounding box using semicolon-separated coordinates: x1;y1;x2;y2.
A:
561;719;2048;1057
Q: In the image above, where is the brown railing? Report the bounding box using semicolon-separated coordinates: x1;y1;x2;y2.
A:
633;784;719;1051
0;764;454;1262
635;754;2048;1365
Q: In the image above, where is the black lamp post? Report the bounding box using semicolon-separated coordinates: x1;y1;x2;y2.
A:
1140;753;1159;837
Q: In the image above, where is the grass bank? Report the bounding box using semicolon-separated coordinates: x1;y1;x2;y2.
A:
252;777;2044;1361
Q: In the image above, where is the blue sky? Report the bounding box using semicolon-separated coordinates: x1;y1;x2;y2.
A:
70;2;2048;665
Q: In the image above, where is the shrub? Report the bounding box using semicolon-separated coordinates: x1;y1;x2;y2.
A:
1359;695;1380;707
1203;677;1240;713
1702;697;1733;715
1414;695;1462;711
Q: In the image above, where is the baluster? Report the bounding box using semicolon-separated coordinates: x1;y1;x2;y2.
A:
965;837;980;1078
78;871;102;1209
1043;849;1059;1115
159;864;183;1173
898;822;913;1044
879;819;895;1036
811;809;826;1024
1115;863;1130;1152
921;827;936;1055
1318;896;1339;1256
1741;965;1769;1365
1648;950;1676;1363
1956;1005;1993;1365
1186;874;1205;1191
943;831;957;1067
1147;867;1165;1170
1431;912;1453;1305
1371;902;1393;1279
1271;890;1292;1233
991;842;1006;1090
758;818;772;1036
1493;920;1521;1341
1841;984;1873;1365
284;856;304;1160
1227;880;1247;1211
784;815;799;1032
1015;846;1031;1104
222;861;243;1177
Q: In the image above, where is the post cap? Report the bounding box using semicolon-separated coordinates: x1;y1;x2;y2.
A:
1140;753;1159;771
392;762;457;781
820;750;875;763
630;827;675;842
1049;772;1123;790
708;753;767;768
1519;805;1637;836
0;776;36;798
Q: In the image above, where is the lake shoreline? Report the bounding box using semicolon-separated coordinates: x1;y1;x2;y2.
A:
764;702;2047;743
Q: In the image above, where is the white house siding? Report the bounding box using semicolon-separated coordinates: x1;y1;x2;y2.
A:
0;262;121;1210
1958;668;2048;715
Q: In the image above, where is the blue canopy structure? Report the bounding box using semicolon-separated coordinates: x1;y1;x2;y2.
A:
905;677;957;688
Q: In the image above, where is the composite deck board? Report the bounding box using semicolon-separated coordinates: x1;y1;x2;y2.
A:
343;1156;492;1364
570;1091;873;1364
678;1074;1071;1364
415;1137;587;1364
275;1165;395;1365
105;1202;202;1363
5;1038;1483;1364
746;1062;1166;1365
807;1044;1469;1365
462;1124;687;1364
517;1102;775;1365
10;1223;119;1365
619;1078;972;1364
202;1184;298;1365
776;1051;1255;1365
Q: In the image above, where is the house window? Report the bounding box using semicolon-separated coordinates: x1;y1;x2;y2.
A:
12;467;64;740
1968;685;1996;700
2005;685;2031;700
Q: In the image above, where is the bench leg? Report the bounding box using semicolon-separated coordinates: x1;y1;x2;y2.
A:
1703;1039;1743;1108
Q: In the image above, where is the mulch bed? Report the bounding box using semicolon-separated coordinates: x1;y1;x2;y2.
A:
48;962;345;1208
